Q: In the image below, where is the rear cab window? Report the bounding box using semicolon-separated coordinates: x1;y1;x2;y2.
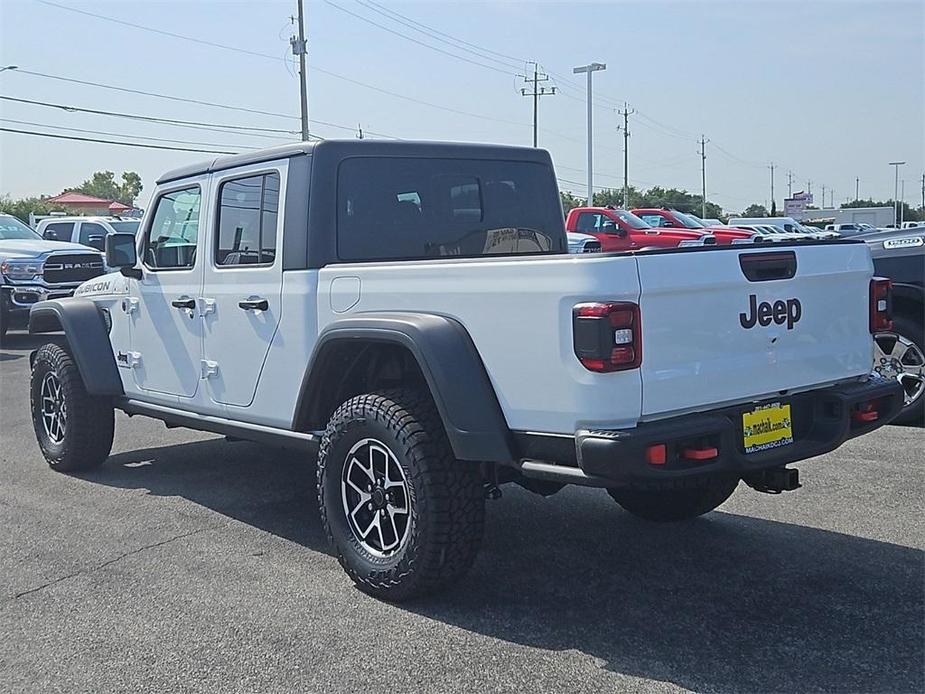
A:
336;157;565;261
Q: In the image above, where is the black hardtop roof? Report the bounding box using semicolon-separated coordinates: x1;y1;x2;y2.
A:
156;139;553;185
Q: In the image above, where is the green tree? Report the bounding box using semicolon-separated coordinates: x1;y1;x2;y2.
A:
559;190;585;214
0;195;66;225
70;170;143;206
742;203;769;217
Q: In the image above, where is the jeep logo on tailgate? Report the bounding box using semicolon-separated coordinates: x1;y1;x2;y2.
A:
740;294;802;330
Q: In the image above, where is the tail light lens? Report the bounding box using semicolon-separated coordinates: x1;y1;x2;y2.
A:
869;277;892;333
573;301;641;372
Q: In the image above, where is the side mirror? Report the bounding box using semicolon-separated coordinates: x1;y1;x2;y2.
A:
105;232;141;278
601;221;623;235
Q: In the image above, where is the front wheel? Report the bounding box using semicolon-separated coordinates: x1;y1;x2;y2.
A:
607;476;739;522
30;343;114;472
317;389;485;601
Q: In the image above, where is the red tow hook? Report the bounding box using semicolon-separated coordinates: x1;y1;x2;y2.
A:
852;402;879;423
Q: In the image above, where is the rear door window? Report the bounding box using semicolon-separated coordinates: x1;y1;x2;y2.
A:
336;157;564;261
215;173;280;266
78;222;108;251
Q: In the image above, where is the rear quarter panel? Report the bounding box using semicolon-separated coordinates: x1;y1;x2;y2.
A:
317;254;643;434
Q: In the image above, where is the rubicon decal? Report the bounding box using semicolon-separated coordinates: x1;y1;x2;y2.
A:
739;294;802;330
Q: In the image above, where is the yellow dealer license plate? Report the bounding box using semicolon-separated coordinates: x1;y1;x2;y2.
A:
742;402;793;454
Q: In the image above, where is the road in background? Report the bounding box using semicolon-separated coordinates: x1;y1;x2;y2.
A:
1;333;922;693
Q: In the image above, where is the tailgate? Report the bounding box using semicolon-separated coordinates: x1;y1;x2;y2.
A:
636;243;874;418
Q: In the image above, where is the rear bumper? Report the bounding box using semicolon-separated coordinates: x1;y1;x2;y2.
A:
521;378;903;487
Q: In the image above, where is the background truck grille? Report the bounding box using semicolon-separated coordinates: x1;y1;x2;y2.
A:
583;241;602;253
42;254;105;284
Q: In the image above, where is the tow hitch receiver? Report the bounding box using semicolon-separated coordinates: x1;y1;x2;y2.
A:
744;467;801;494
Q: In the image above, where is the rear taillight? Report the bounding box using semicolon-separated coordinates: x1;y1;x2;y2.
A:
869;277;892;333
573;301;642;372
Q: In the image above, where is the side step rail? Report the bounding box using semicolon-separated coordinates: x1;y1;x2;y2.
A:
118;399;319;453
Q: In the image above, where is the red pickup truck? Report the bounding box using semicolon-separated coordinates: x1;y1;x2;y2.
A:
632;208;756;244
564;206;714;252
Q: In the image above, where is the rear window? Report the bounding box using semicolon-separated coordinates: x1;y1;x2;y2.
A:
336;157;564;261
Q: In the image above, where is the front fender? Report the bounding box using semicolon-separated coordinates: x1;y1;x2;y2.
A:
29;298;123;396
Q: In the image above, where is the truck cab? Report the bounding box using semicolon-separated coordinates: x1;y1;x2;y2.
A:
632;208;757;244
565;206;712;251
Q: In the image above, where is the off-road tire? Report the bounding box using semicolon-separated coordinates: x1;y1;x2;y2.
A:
886;314;925;425
30;342;114;472
607;475;739;522
317;389;485;601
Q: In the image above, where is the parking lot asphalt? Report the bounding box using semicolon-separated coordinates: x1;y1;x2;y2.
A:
1;332;923;694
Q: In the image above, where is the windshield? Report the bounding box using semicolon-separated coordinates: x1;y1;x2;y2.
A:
0;214;41;240
672;211;706;228
612;209;651;229
110;221;140;233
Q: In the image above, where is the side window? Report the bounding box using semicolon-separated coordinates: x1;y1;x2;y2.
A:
639;214;664;227
143;186;201;269
575;212;599;232
215;173;280;266
78;222;107;251
42;222;74;241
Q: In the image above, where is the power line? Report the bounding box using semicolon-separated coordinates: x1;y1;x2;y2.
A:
0;95;296;141
0;117;259;150
355;0;525;70
0;126;238;154
7;72;396;138
321;0;516;76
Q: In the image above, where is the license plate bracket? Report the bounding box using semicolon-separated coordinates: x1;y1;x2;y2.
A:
742;401;793;453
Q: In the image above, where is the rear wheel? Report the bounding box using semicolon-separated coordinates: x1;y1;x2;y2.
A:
30;343;114;472
607;476;739;522
317;389;485;601
873;315;924;424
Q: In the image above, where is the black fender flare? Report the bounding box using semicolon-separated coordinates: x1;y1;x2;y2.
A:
294;313;514;463
29;298;123;396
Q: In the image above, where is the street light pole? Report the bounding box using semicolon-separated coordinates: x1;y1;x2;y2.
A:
573;62;606;205
889;161;905;227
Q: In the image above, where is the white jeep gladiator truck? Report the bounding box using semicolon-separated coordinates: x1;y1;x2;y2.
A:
27;141;902;601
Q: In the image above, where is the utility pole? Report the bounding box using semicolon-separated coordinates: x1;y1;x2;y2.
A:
787;170;793;198
856;176;859;202
889;161;905;226
920;172;924;211
698;134;709;219
900;179;905;226
573;62;606;205
617;103;634;208
291;0;310;141
356;124;364;140
821;184;826;209
769;162;775;212
520;62;555;148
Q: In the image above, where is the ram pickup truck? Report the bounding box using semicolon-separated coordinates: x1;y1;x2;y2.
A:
565;206;715;251
27;141;902;601
633;208;758;244
0;213;105;342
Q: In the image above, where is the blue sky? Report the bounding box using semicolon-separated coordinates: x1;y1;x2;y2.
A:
0;0;922;213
